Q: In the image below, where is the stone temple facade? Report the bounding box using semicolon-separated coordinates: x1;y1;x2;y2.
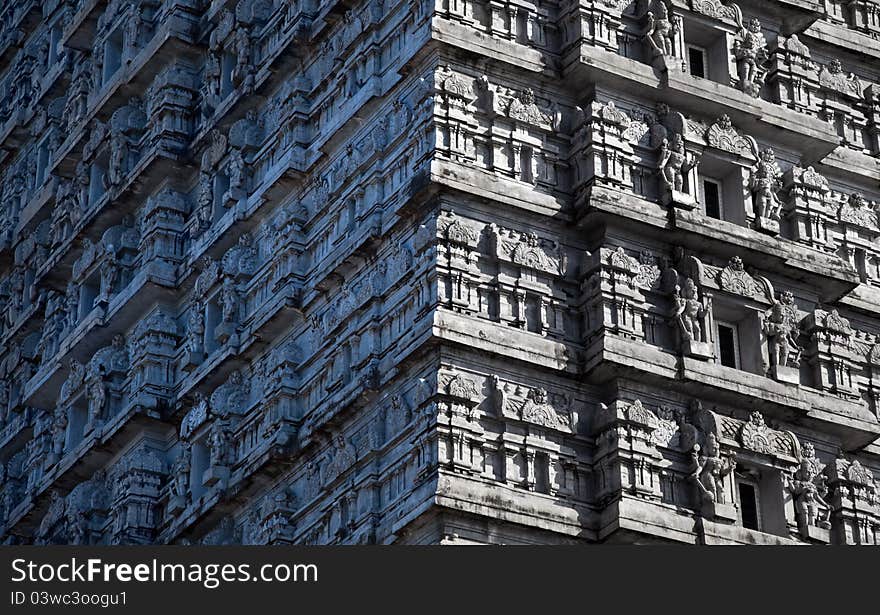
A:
0;0;879;547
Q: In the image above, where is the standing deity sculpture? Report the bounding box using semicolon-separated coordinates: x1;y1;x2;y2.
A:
191;173;214;238
763;291;801;382
232;27;252;88
187;302;205;354
50;408;68;463
786;454;831;534
690;433;734;506
659;134;687;192
109;334;128;371
750;148;784;233
644;1;678;59
228;148;245;196
65;282;79;332
733;17;768;97
670;277;710;358
65;59;91;128
104;131;127;190
202;51;221;116
208;421;232;468
86;375;107;427
657;133;697;207
171;445;191;500
97;244;120;306
220;279;238;324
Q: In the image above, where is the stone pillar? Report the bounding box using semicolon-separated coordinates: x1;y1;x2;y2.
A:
801;309;860;399
825;457;880;545
559;0;628;55
593;400;663;502
781;166;833;251
128;310;181;414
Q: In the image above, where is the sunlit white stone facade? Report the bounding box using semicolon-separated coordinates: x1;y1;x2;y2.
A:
0;0;879;545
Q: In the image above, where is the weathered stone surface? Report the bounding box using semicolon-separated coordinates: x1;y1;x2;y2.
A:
0;0;878;546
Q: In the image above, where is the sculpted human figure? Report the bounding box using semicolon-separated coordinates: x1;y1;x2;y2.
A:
193;173;214;235
763;292;801;368
220;279;238;323
751;148;783;222
659;134;688;192
734;18;768;96
208;421;232;467
97;244;119;305
87;377;107;425
66;60;90;127
187;303;205;353
104;132;126;189
232;27;252;87
110;334;128;371
65;282;79;332
51;408;68;460
672;278;704;343
691;433;734;505
645;2;677;57
787;458;831;530
171;445;191;499
228;148;245;193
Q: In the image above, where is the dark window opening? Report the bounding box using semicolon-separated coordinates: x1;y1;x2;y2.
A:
688;46;707;79
717;323;738;368
738;482;760;530
703;179;721;219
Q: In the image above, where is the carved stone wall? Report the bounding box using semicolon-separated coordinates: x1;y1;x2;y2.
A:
0;0;878;545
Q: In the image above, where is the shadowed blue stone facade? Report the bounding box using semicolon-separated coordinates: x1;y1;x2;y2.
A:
0;0;879;545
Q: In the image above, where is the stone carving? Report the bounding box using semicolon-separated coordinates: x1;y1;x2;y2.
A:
844;459;876;488
644;1;678;59
822;308;852;336
657;133;697;206
191;172;214;237
818;59;863;99
208;420;233;468
670;277;711;358
187;302;205;355
626;399;658;427
446;373;479;400
49;406;68;465
838;193;878;231
210;370;250;417
690;433;735;506
170;444;191;500
786;442;830;535
733;17;768;97
324;434;356;486
689;0;739;21
717;256;769;300
739;411;772;454
764;291;801;382
520;387;571;431
96;244;120;306
215;278;240;345
493;226;562;275
506;88;551;126
652;406;681;448
706;115;753;158
221;233;259;278
750;147;784;234
444;371;481;419
221;280;238;323
59;359;86;404
181;393;209;440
